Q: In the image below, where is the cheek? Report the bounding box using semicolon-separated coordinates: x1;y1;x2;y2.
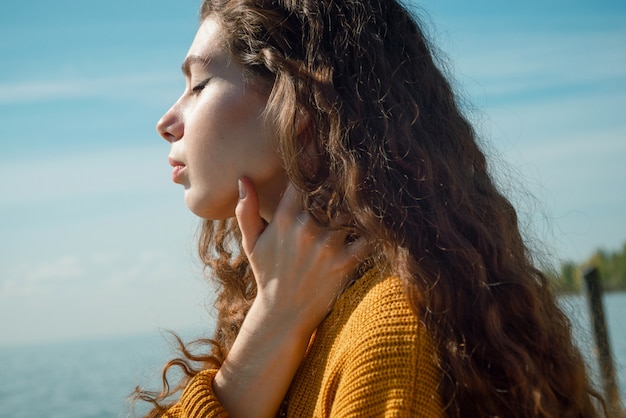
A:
223;89;267;135
188;84;281;184
196;87;267;142
214;90;275;160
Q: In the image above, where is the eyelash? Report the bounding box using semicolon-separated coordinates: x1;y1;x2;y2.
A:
191;78;211;94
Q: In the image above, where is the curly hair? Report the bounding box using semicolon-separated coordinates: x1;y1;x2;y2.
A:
135;0;606;416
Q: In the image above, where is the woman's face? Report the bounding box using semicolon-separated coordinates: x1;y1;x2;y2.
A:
157;17;287;221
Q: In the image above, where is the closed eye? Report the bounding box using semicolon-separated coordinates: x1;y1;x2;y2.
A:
192;77;211;94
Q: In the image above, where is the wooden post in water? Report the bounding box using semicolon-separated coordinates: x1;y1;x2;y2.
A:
583;266;624;415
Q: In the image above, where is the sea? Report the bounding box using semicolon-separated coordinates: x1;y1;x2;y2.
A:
1;292;625;418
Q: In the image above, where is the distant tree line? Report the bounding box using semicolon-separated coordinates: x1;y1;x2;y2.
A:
548;242;626;293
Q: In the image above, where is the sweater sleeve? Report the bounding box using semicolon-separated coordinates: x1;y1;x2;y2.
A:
164;369;229;418
328;277;443;417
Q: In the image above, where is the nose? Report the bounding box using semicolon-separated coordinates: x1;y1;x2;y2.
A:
156;104;183;143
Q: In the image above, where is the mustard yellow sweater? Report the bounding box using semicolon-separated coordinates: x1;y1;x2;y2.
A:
165;269;444;417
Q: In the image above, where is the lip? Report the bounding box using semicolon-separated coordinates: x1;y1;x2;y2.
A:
168;157;187;183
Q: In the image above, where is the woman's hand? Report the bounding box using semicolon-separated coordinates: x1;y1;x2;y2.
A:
236;176;367;338
212;178;367;418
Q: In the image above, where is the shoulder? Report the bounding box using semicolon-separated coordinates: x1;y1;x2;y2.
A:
321;267;438;370
315;268;444;416
332;268;420;336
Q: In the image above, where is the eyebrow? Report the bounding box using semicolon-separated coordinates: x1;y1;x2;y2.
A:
181;55;213;77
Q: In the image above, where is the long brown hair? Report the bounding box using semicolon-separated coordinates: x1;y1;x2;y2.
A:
135;1;605;416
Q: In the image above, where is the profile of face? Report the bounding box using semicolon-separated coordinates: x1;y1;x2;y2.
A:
157;17;288;221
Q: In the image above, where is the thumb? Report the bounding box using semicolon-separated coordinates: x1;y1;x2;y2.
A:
235;177;266;257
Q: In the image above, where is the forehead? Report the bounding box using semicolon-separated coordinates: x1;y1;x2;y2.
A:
183;17;229;74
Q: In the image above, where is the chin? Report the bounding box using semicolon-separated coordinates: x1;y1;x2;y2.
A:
185;192;236;221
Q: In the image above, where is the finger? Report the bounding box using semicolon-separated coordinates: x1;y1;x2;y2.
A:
274;182;303;221
323;228;351;248
341;236;372;266
235;177;266;257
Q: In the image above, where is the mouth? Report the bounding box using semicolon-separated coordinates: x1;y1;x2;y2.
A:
168;156;187;183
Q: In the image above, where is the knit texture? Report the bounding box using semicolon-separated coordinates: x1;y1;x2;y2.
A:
165;269;443;417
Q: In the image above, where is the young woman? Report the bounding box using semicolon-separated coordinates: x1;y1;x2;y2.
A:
137;0;606;416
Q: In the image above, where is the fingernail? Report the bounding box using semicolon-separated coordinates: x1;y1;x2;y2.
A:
238;179;246;199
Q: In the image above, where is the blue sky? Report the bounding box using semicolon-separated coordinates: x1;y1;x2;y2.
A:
1;0;625;346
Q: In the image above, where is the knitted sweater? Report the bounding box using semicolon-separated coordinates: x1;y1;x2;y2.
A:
164;269;444;417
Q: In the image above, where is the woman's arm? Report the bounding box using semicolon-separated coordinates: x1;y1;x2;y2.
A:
212;178;367;418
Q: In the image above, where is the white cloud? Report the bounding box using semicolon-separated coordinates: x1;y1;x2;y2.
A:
0;73;180;104
450;28;626;100
105;249;184;289
0;247;210;345
2;7;625;348
439;25;626;264
0;242;185;297
0;145;168;205
1;255;84;297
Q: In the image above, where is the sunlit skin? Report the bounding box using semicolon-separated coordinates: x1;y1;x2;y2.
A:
157;17;287;222
157;16;368;418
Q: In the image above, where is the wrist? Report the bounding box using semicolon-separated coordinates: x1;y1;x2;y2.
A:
213;301;313;418
247;293;320;342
